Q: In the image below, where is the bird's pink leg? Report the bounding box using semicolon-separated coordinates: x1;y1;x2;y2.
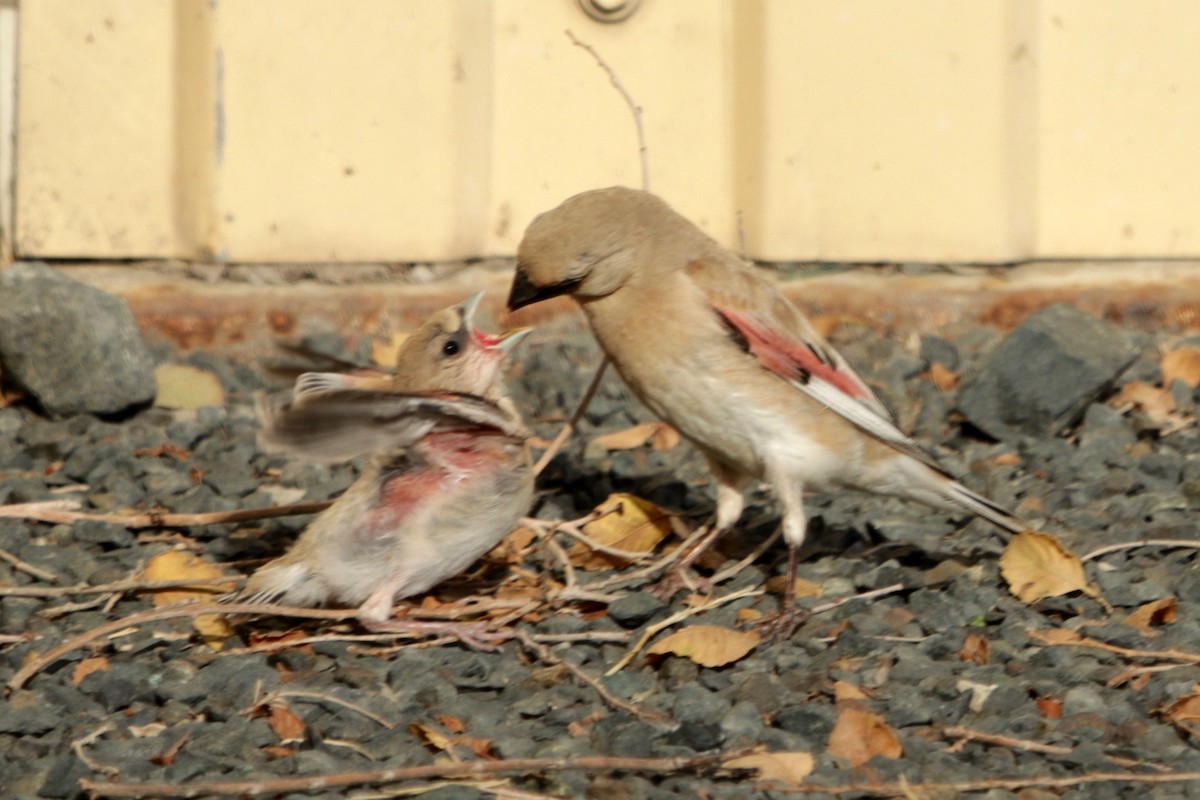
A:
753;469;811;641
650;459;749;598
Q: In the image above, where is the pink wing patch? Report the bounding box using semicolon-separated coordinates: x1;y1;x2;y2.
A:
715;306;874;403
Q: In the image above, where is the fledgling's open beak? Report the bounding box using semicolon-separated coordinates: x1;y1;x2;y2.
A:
458;291;533;352
494;326;532;352
458;291;486;328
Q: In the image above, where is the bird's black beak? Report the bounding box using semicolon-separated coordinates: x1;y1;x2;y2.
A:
506;267;583;311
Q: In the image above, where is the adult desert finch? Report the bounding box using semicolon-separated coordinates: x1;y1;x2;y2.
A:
507;187;1026;633
234;294;532;648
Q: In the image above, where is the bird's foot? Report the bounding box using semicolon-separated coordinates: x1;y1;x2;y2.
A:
360;617;513;652
647;566;713;600
750;606;810;644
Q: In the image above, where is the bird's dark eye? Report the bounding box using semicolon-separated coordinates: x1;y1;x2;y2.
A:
442;340;460;356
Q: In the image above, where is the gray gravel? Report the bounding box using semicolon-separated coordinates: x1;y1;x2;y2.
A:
1;296;1199;799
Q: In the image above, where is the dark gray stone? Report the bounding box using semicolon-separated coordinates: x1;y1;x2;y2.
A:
0;263;156;417
920;335;961;370
607;591;667;629
36;754;88;799
956;304;1138;441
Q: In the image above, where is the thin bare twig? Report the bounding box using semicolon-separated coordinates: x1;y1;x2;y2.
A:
0;499;330;529
514;629;670;724
81;751;738;798
532;358;609;477
72;722;119;778
0;576;237;599
0;546;60;582
943;724;1072;756
564;29;650;192
1029;628;1200;665
245;688;396;730
1081;538;1200;562
779;770;1200;797
809;583;908;616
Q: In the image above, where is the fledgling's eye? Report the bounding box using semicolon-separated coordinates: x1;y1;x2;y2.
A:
442;340;460;357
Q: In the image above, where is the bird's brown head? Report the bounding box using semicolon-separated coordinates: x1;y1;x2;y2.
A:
393;293;529;398
507;186;666;311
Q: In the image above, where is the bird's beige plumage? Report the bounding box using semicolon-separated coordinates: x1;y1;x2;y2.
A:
508;186;1025;631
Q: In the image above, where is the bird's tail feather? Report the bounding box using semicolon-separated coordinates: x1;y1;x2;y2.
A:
944;481;1027;535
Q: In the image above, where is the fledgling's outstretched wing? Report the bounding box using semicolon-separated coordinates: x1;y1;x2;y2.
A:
258;371;527;462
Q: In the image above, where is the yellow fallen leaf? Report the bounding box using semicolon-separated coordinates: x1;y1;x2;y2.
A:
593;422;679;452
1163;347;1200;388
371;331;410;368
724;751;814;785
1124;597;1177;635
646;625;760;668
827;703;902;767
569;494;674;569
999;531;1099;604
142;551;237;649
154;364;226;409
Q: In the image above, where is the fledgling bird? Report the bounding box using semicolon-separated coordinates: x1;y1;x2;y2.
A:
507;187;1028;634
234;294;533;648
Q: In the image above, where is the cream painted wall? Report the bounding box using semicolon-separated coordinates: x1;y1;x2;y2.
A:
12;0;1200;263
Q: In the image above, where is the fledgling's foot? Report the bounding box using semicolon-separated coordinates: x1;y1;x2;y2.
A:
647;566;713;600
360;617;514;652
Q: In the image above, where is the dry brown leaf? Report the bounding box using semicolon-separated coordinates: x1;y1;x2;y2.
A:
827;703;902;767
1162;686;1200;737
570;494;674;569
1124;597;1178;634
1163;347;1200;388
833;680;871;702
645;625;760;668
765;576;824;598
371;331;410;367
154;364;226;409
1108;380;1191;433
1028;627;1084;646
267;703;307;744
924;362;960;391
261;745;295;759
1036;696;1063;719
724;751;815;785
999;531;1099;604
72;655;110;686
246;629;315;653
142;551;237;649
435;714;467;734
485;525;538;564
410;721;455;753
959;633;991;666
593;422;679;452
